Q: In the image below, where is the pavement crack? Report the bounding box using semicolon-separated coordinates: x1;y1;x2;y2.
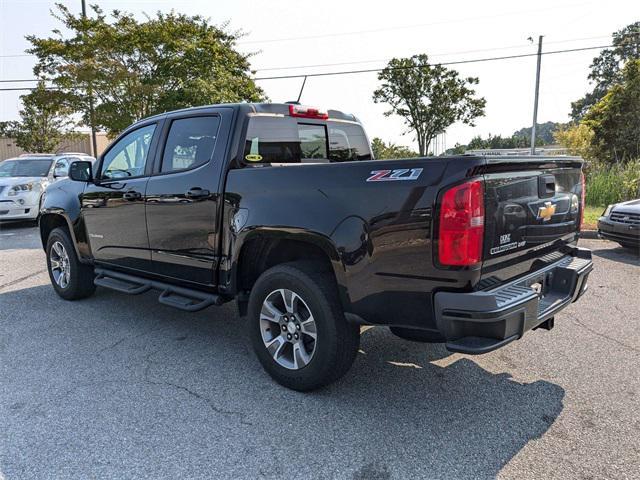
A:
141;347;252;426
149;379;253;426
0;269;47;291
96;323;168;355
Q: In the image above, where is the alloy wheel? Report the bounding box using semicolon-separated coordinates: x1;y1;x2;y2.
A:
259;288;318;370
50;241;71;289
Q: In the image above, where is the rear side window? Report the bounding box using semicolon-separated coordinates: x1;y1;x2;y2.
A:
245;116;301;163
161;116;220;172
328;122;372;161
243;116;371;164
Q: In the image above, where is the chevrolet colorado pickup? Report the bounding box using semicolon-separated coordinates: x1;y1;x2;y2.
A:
40;103;593;391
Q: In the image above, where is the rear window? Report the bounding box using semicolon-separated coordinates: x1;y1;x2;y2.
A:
243;116;371;164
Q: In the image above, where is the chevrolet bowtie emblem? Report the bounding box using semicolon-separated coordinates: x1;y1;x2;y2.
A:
537;201;556;221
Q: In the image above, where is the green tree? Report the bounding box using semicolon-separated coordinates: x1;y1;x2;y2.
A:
372;54;485;156
370;137;419;159
571;22;640;120
27;4;265;137
583;59;640;162
554;123;596;160
1;81;78;152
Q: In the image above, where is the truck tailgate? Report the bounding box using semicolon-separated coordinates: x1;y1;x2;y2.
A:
481;156;584;282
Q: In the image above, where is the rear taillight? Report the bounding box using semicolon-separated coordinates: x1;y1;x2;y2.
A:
580;173;586;230
438;179;485;266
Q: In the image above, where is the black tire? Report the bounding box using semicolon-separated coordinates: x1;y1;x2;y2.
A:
389;326;444;343
618;242;639;253
46;227;96;300
248;262;360;391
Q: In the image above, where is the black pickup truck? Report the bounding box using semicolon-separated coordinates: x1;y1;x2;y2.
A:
40;103;593;391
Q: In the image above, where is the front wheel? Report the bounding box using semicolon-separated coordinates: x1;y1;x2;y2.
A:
248;262;360;391
46;227;96;300
618;242;639;254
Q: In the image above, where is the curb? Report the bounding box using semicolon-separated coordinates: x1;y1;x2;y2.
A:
580;229;599;239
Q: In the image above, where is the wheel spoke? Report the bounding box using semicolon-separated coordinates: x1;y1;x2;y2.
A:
51;260;61;270
300;317;317;340
293;343;310;369
279;289;295;313
53;242;64;258
261;299;283;321
265;335;286;359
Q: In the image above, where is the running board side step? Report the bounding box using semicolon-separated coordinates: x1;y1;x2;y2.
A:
94;267;224;312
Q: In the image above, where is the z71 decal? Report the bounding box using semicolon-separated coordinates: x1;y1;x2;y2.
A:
366;168;423;182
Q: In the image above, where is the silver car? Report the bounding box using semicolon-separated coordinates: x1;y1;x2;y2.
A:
0;153;95;222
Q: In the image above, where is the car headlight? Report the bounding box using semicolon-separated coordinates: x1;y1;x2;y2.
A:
7;182;36;196
603;204;615;217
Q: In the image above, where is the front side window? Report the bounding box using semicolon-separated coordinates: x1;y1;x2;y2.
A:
161;116;221;173
101;124;156;179
0;159;53;177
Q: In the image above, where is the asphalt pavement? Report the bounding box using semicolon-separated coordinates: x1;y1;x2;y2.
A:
1;222;639;479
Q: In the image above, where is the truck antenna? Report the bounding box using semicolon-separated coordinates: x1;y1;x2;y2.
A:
296;76;308;103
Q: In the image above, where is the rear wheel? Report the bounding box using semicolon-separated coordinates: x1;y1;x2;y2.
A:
248;262;360;391
46;227;96;300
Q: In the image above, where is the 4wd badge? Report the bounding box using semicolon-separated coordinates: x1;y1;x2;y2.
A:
366;168;423;182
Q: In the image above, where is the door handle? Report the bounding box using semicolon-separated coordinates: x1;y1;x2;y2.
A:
185;187;210;199
123;191;142;201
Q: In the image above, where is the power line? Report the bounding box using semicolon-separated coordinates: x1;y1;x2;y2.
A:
0;43;615;92
237;2;592;45
253;44;614;81
253;35;613;72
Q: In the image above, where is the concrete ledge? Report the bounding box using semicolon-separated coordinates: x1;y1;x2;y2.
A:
580;230;599;239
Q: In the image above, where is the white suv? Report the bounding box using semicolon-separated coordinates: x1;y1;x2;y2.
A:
0;153;95;222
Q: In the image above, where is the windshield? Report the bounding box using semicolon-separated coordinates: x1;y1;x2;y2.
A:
0;159;53;177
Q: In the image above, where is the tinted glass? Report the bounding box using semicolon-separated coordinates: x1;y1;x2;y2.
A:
101;124;156;179
161;116;220;172
243;116;371;164
244;116;301;164
328;122;372;161
0;159;53;177
298;124;328;161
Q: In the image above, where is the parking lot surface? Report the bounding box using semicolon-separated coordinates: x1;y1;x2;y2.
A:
1;222;639;480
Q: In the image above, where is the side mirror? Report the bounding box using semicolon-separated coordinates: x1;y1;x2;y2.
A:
69;160;93;182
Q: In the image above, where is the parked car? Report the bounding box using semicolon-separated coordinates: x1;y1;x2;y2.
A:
597;199;640;250
0;153;95;222
39;103;593;391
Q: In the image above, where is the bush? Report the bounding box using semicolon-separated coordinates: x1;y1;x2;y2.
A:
585;160;640;206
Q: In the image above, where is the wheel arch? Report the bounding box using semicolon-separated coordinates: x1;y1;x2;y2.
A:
39;212;83;259
232;229;350;315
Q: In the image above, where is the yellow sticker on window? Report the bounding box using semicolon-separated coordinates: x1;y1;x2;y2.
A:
245;154;263;162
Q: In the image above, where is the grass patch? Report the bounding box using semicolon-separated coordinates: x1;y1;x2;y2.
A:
585;160;640;206
583;205;603;230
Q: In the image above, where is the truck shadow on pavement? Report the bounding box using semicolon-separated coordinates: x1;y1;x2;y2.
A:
1;284;565;480
591;245;640;266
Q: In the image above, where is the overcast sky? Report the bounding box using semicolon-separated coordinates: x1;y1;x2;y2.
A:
1;0;638;150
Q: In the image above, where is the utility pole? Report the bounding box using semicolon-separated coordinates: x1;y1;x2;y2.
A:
82;0;98;157
530;35;543;156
